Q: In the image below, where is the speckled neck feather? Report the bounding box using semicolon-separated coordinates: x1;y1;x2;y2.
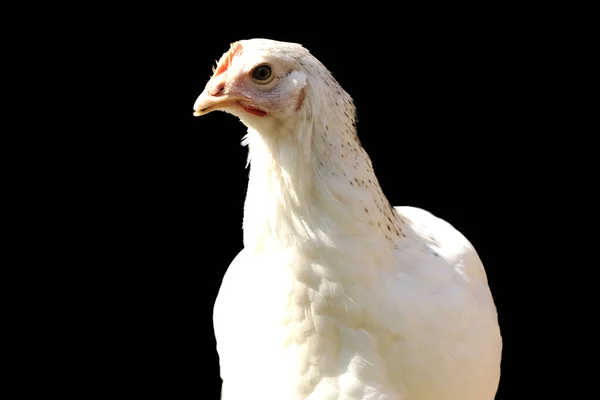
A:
241;71;405;255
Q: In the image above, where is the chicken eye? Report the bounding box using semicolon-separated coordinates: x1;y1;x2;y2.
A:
251;65;272;83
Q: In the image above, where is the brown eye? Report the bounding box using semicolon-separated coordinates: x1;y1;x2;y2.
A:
251;65;272;83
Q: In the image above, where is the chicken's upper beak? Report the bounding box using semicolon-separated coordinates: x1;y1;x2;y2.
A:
193;78;247;117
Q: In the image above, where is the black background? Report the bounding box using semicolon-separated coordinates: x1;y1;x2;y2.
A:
44;7;534;399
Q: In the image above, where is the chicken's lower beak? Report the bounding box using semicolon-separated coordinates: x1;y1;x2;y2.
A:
193;87;247;117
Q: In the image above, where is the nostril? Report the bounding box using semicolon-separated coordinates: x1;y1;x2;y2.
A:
209;82;225;96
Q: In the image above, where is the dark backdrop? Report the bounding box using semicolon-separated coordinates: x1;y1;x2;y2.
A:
62;10;525;399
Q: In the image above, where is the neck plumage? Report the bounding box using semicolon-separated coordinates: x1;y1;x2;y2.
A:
241;89;404;255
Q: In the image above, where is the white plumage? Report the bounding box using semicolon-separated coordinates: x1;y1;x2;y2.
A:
193;38;502;400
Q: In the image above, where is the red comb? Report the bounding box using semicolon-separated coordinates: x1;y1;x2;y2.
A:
214;42;243;77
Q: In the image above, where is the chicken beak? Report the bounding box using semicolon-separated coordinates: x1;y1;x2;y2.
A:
193;81;247;117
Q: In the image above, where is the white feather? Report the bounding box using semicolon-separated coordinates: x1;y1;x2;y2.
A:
204;39;502;400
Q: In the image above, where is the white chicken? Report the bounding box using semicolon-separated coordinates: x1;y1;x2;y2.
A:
193;38;502;400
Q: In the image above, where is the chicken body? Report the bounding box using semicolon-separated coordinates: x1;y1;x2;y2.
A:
194;39;502;400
